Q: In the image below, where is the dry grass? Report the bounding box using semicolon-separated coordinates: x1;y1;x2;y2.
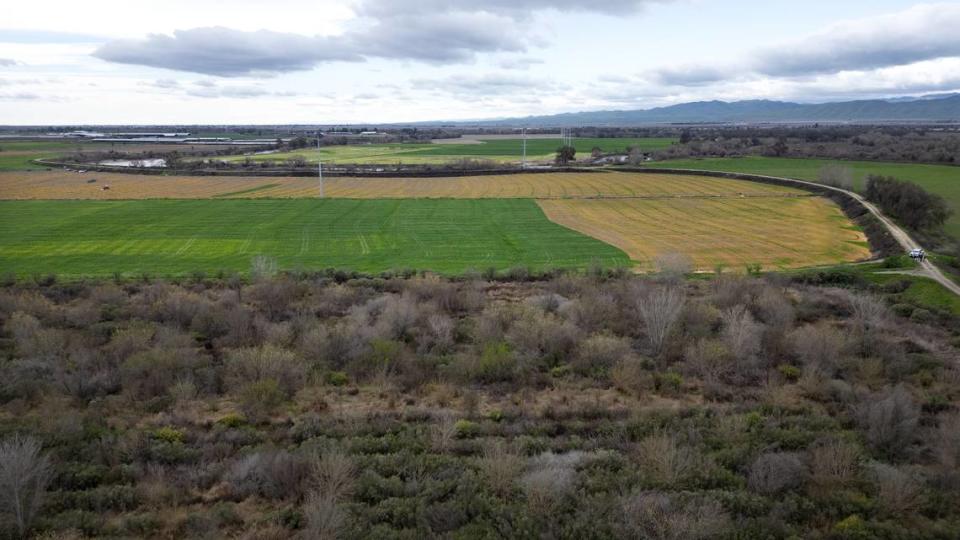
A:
537;197;870;271
0;171;802;200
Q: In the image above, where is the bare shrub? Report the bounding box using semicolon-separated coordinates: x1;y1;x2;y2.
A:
310;449;356;501
0;435;52;538
430;414;458;453
635;434;699;486
720;305;763;371
559;292;618;334
934;412;960;470
224;345;306;398
867;462;924;516
507;312;581;363
300;491;347;540
748;452;807;495
849;294;889;355
809;440;860;490
619;491;730;540
476;441;525;497
818;164;854;191
857;385;919;458
637;287;685;355
250;255;278;281
421;313;455;354
121;348;207;400
227;450;310;500
376;292;421;341
611;358;652;396
520;451;582;512
683;338;731;386
655;252;693;279
790;324;845;375
472;305;518;345
574;334;632;375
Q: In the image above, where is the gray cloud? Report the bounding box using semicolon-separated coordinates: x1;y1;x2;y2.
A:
94;27;360;76
755;4;960;77
413;73;564;96
92;1;670;76
0;59;16;67
186;84;298;99
499;57;545;70
652;65;728;86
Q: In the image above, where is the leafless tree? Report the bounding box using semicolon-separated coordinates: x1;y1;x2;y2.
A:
748;452;807;495
250;255;278;281
858;385;920;457
311;449;356;501
867;462;924;516
637;287;685;355
818;164;854;191
300;491;347;540
0;435;52;538
655;252;693;279
720;305;763;369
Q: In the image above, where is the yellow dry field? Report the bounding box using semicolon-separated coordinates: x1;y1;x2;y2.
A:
0;170;804;200
537;197;871;271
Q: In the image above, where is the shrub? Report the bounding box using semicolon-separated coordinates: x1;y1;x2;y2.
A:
239;379;287;420
790;324;845;375
152;427;185;444
747;452;807;495
521;452;582;513
474;342;514;383
721;305;763;370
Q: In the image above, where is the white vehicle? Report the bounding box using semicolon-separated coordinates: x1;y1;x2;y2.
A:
909;248;925;260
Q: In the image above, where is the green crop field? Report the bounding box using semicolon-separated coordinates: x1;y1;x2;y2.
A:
0;199;630;277
224;137;676;165
643;156;960;238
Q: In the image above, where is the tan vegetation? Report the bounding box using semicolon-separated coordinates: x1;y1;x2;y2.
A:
537;196;871;270
0;171;803;200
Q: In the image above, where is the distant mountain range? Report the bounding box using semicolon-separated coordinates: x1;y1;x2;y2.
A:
465;94;960;126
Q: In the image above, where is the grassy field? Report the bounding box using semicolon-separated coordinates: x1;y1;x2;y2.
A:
642;156;960;237
0;199;630;276
538;197;870;271
224;137;676;165
0;171;803;200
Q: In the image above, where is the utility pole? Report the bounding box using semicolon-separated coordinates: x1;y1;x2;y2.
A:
521;127;526;169
317;130;324;198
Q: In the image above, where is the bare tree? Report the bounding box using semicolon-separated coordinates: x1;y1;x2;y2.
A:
858;385;919;458
311;449;356;501
0;435;52;538
818;164;854;191
748;452;807;495
655;252;693;279
300;491;347;540
720;305;763;369
638;287;685;355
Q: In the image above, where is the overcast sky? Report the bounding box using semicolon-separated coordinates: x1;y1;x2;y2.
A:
2;0;959;124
